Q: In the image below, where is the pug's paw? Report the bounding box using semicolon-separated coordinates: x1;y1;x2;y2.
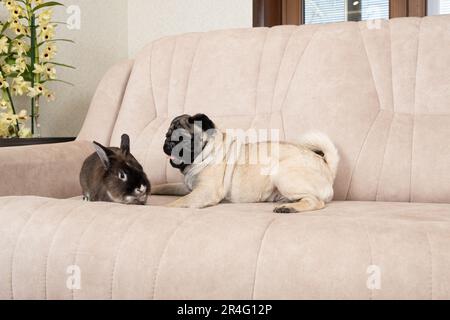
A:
273;206;298;214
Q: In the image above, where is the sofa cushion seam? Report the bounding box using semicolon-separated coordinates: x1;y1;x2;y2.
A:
251;217;277;299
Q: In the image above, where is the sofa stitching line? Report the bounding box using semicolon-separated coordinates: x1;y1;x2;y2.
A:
150;43;157;118
279;26;319;140
71;207;112;300
345;110;381;200
108;61;135;146
389;21;396;113
164;38;178;182
358;22;383;110
425;231;433;300
110;211;149;299
345;24;384;200
269;28;296;117
142;118;169;183
410;20;422;202
251;28;269;128
151;212;208;299
374;113;394;201
182;34;204;112
166;38;178;119
138;46;163;172
142;119;166;171
44;202;89;300
375;22;395;201
358;219;374;300
251;217;277;300
10;200;52;300
136;44;157;145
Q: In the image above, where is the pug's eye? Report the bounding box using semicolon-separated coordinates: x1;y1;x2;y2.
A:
118;171;127;181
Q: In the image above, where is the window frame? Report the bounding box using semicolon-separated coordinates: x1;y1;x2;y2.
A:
253;0;427;27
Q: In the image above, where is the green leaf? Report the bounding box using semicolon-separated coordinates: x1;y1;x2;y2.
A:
44;79;74;86
33;2;64;12
38;38;75;47
5;57;15;65
49;21;68;25
22;72;33;82
50;62;76;69
1;22;10;34
12;35;25;41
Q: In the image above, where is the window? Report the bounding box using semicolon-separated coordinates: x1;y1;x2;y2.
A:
428;0;450;15
253;0;428;27
304;0;389;25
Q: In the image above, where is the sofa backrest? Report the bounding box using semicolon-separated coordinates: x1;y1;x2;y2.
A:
104;15;450;203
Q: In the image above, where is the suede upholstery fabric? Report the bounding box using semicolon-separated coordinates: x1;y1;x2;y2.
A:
0;141;93;198
0;196;449;300
0;16;449;299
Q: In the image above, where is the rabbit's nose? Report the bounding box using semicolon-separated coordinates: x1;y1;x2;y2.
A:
135;184;147;194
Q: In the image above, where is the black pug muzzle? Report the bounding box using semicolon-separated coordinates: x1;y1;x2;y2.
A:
163;113;216;172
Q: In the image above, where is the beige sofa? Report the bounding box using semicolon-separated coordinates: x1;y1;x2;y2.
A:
0;15;449;300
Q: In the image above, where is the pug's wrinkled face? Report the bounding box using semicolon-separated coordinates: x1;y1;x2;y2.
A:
163;113;216;172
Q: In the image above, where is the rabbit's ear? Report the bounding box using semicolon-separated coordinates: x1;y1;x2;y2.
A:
120;134;130;155
93;141;112;169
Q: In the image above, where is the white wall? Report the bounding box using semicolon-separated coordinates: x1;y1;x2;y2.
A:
127;0;253;57
41;0;128;137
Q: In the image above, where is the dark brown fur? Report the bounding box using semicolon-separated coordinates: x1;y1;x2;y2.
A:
80;135;151;205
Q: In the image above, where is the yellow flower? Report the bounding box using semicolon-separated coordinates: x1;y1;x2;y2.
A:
0;37;9;54
40;23;55;41
0;115;12;137
0;76;9;89
44;64;56;79
27;83;45;97
12;24;27;36
2;64;12;75
0;99;10;111
33;63;56;80
4;0;17;10
11;39;29;56
45;90;55;102
17;109;27;120
38;9;52;26
0;111;16;123
41;43;57;61
8;4;23;18
12;76;31;96
0;122;9;137
18;127;32;138
12;57;27;73
33;63;45;74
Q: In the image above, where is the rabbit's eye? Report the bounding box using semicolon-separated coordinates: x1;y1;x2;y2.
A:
118;171;127;182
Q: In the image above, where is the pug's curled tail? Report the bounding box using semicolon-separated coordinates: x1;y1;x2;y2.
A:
298;132;339;179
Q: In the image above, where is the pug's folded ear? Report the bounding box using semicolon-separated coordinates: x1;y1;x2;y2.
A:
188;113;215;131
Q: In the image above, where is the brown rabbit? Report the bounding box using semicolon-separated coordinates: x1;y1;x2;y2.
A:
80;134;151;205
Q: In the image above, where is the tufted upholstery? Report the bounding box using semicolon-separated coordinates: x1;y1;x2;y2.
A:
0;16;449;300
106;15;450;204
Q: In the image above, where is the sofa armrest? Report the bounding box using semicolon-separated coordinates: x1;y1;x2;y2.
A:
0;140;93;198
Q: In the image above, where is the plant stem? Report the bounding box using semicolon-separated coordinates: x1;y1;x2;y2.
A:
5;87;20;134
30;13;36;135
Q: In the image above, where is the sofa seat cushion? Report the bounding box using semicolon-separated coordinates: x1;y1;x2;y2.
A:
0;196;449;299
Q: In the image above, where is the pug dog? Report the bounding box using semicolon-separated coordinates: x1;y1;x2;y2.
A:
152;114;339;213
